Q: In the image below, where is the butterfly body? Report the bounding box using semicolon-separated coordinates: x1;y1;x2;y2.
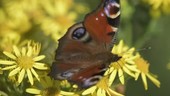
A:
49;0;120;88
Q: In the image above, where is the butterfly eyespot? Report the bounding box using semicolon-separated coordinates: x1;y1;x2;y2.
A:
71;27;91;43
72;27;86;40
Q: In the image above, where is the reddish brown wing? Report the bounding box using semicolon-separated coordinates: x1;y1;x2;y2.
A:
84;0;120;46
70;64;107;88
50;61;108;88
49;0;120;88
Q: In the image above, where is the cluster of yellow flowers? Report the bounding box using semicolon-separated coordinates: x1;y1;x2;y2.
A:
0;40;160;96
0;41;48;85
81;40;160;96
0;0;89;45
0;0;161;96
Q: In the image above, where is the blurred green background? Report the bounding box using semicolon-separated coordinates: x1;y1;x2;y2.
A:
0;0;170;96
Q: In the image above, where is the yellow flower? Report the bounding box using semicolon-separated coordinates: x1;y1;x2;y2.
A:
39;0;78;41
134;54;161;90
144;0;170;17
82;76;124;96
0;0;79;42
145;0;170;10
0;41;48;85
26;88;76;96
105;40;138;85
26;75;76;96
0;32;20;52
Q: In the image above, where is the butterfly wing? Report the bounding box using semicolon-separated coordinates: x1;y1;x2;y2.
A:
84;0;120;49
49;0;120;88
50;61;108;88
70;64;108;88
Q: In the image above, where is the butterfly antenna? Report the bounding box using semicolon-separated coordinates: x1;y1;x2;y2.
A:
135;46;152;52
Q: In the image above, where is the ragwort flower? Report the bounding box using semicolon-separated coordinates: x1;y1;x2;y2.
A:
26;75;76;96
82;76;124;96
0;32;20;52
144;0;170;17
26;87;76;96
134;54;160;90
105;40;138;85
0;41;48;85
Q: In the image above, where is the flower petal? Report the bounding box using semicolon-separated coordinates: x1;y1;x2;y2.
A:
2;65;17;70
3;51;16;60
105;67;114;75
97;88;102;96
101;89;106;96
27;47;33;57
126;56;137;61
9;67;21;76
13;46;21;57
18;68;25;83
117;40;123;54
126;60;135;65
33;63;49;70
82;86;97;95
141;72;148;90
135;72;140;80
27;69;34;85
123;67;135;77
0;60;15;65
109;69;117;86
108;88;124;96
118;69;124;84
21;47;26;56
106;90;112;96
60;90;75;95
146;73;160;88
125;64;139;72
33;55;45;61
31;68;40;81
26;88;41;94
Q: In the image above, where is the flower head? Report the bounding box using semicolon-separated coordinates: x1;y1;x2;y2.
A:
134;54;161;90
82;76;124;96
26;88;76;96
0;32;20;52
0;41;48;85
26;75;76;96
144;0;170;17
105;40;138;85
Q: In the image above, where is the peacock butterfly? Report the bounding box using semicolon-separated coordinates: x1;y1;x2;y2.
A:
49;0;121;88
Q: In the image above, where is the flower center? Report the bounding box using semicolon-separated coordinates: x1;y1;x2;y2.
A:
42;87;59;96
111;58;125;69
17;56;34;69
97;76;109;89
135;58;149;74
